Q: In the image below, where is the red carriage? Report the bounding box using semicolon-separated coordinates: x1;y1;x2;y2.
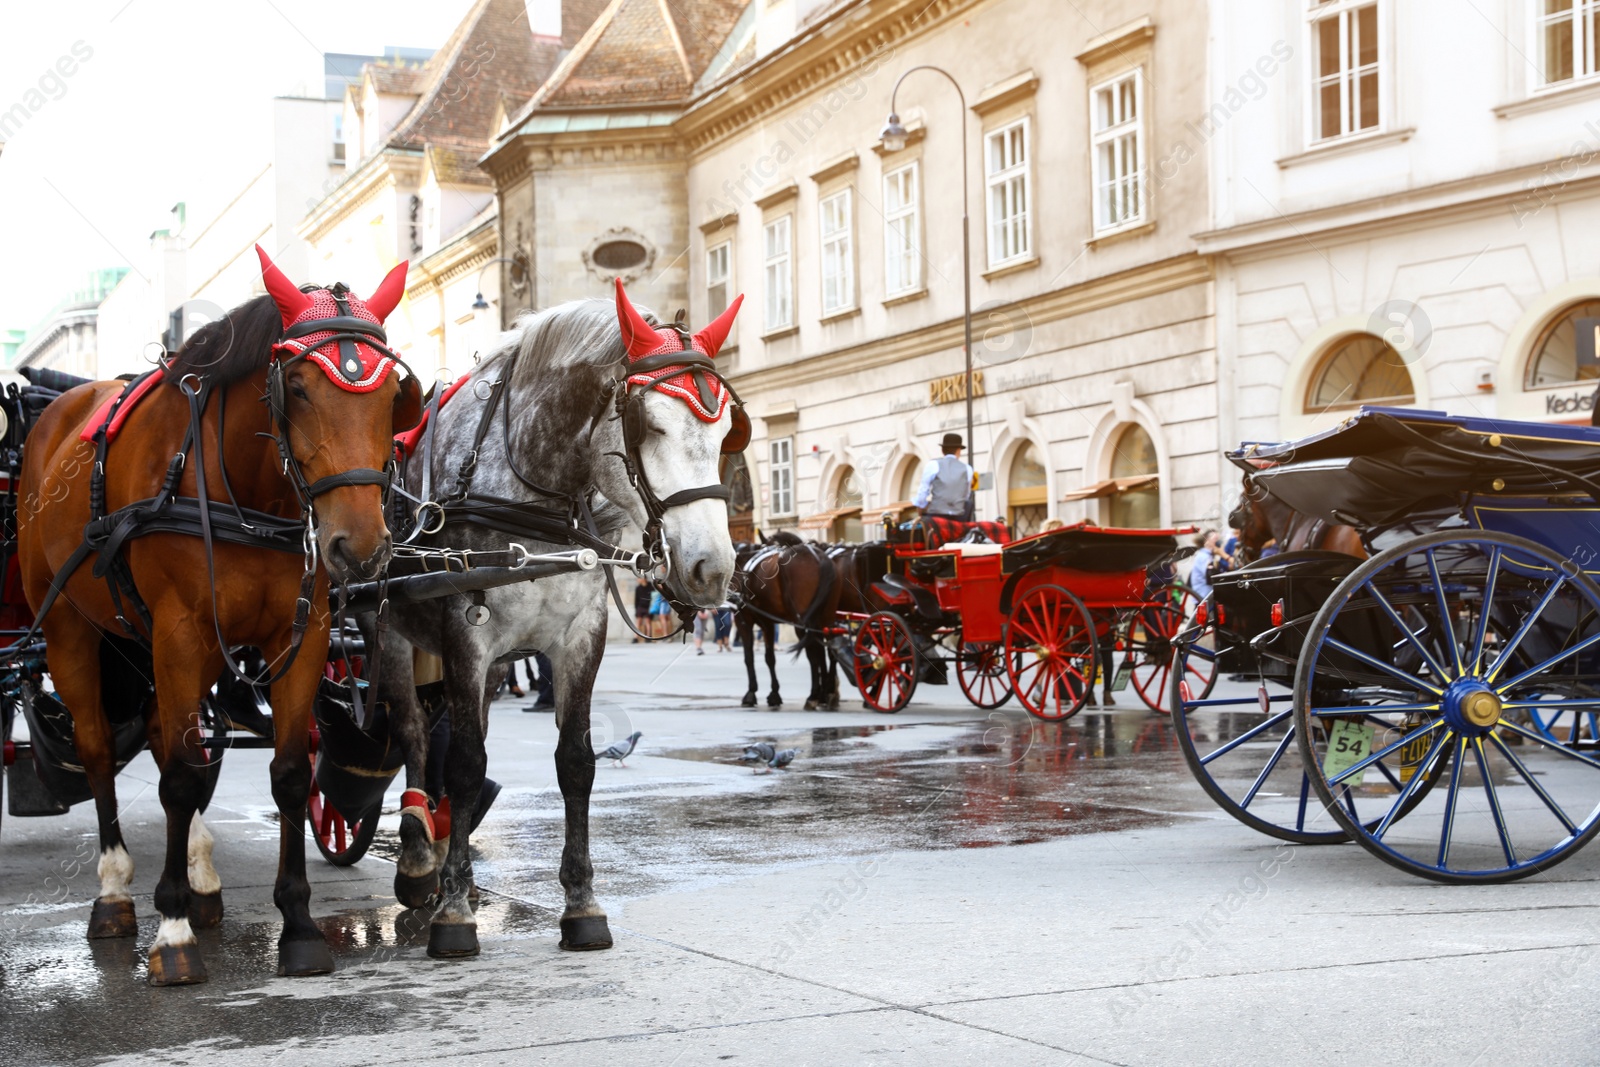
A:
843;516;1212;719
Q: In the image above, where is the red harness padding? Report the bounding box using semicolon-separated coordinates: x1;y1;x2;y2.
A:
394;373;471;456
78;368;166;445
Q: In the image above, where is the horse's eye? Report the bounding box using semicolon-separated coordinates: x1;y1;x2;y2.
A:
289;382;309;401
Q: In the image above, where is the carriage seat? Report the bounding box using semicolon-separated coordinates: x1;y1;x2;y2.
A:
895;516;1011;551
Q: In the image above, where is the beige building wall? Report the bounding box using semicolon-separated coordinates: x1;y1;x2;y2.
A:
682;0;1217;533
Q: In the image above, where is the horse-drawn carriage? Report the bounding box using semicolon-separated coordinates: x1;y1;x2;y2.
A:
1173;405;1600;883
843;516;1208;719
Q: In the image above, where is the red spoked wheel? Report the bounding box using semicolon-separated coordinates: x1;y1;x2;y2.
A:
1126;598;1216;713
853;612;918;714
307;724;377;867
1004;584;1097;721
956;641;1013;709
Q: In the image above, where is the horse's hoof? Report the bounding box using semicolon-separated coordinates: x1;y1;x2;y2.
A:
88;898;137;939
394;869;440;909
766;696;782;709
188;892;223;929
803;699;818;711
427;921;480;959
741;693;757;707
277;937;335;977
148;942;208;986
559;914;613;951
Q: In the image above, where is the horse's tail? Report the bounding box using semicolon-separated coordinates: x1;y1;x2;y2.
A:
795;543;836;634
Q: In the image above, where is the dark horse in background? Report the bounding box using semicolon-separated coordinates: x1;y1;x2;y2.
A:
732;531;840;709
1229;469;1366;562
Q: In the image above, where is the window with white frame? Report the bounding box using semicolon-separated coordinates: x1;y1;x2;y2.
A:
1538;0;1600;87
820;189;854;314
1308;0;1380;142
769;437;794;516
706;241;731;320
985;119;1031;266
1090;72;1145;233
883;162;921;295
763;216;792;332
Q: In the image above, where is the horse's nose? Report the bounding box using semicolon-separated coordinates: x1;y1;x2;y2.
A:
328;535;390;580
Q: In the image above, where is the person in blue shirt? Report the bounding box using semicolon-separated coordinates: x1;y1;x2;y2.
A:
1188;529;1225;603
913;433;975;520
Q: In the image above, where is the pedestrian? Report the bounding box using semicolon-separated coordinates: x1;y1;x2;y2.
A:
633;576;653;642
1187;529;1232;609
499;658;527;699
913;433;975;521
522;650;555;711
648;587;667;638
714;604;732;652
693;608;712;654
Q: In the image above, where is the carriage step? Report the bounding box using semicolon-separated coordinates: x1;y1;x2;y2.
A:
6;748;71;816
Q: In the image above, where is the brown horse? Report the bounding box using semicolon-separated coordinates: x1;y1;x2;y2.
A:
17;248;420;985
732;531;840;709
1228;469;1366;562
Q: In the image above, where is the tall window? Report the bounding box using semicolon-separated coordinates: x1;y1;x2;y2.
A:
986;119;1031;266
706;241;731;320
1107;424;1160;529
1090;72;1145;234
834;465;864;541
1007;443;1048;536
769;437;794;516
883;162;921;295
820;189;854;314
1304;333;1414;413
1309;0;1380;142
763;216;792;332
1538;1;1600;87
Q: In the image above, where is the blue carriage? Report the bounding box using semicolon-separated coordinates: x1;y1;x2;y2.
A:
1172;406;1600;882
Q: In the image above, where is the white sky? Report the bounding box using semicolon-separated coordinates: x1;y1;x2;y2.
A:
0;0;543;335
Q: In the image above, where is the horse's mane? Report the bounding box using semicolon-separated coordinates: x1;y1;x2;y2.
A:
164;293;287;386
480;297;656;387
770;531;806;547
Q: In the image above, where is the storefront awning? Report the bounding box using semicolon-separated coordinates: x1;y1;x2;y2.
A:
1060;474;1159;502
796;505;862;530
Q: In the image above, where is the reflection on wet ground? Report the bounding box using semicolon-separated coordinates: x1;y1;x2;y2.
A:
464;713;1211;902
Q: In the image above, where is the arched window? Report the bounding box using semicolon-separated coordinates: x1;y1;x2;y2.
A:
1107;424;1159;528
835;465;864;542
896;457;921;504
1007;443;1048;536
1304;333;1414;413
1525;299;1600;389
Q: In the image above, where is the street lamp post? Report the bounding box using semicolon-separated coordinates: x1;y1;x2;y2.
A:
469;256;526;320
882;66;977;495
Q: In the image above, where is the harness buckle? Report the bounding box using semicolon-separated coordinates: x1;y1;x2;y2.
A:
414;500;446;535
508;542;529;569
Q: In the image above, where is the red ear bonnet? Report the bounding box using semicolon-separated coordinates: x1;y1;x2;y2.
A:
614;279;744;422
257;244;405;393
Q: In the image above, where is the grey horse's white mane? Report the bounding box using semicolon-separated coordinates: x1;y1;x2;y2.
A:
478;297;661;384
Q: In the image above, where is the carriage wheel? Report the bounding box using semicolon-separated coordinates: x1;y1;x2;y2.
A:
854;612;917;713
1004;585;1096;721
956;641;1014;709
1128;597;1216;714
307;771;377;867
1295;529;1600;883
1170;603;1351;844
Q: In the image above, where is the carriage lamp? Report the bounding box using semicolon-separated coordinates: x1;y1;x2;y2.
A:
1270;599;1284;627
1194;603;1207;626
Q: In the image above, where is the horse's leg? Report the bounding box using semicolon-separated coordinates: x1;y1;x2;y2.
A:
427;630;498;959
381;638;438;908
145;638;224;985
825;637;841;710
764;622;781;707
264;630;335;978
739;616;758;707
803;632;820;711
47;620;135;939
187;813;222;928
551;628;612;951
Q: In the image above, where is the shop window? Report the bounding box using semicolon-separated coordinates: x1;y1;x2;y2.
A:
1107;424;1159;529
1304;333;1414;413
1525;298;1600;389
1007;443;1048;536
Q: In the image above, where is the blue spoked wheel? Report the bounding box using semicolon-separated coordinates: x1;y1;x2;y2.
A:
1171;604;1358;844
1295;529;1600;883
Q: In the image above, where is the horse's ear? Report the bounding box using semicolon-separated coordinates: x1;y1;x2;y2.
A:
256;244;313;328
694;293;744;358
392;374;423;435
615;278;665;359
365;260;408;323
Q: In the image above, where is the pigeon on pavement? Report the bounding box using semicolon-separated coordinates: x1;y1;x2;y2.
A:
595;731;642;766
768;748;798;771
741;742;776;764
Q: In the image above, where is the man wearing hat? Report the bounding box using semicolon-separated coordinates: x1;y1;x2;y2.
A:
913;432;976;520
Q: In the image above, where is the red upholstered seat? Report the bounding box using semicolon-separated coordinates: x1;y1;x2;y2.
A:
903;517;1011;550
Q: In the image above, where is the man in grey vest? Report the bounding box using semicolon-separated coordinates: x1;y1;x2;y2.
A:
913;433;975;520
